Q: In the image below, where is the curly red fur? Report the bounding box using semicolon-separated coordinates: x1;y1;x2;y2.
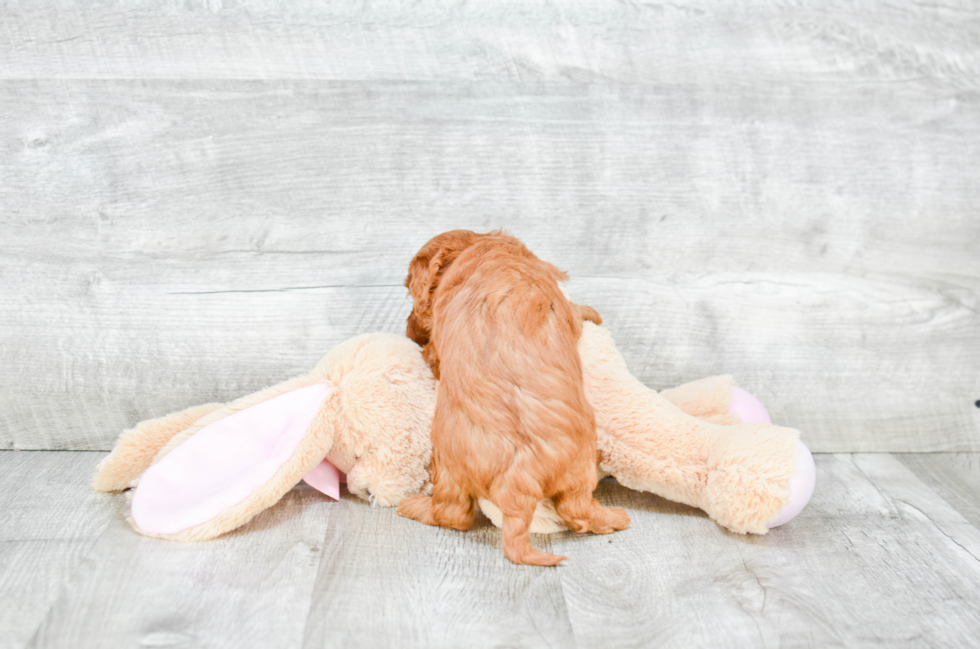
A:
397;230;628;565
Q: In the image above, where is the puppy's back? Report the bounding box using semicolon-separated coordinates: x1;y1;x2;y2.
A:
436;237;583;367
398;230;630;565
432;237;595;477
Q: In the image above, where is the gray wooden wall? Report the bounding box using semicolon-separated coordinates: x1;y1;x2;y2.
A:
2;1;978;452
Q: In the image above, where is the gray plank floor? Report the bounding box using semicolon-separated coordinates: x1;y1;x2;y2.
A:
3;452;980;648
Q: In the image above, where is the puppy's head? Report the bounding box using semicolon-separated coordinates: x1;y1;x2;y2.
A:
404;229;483;346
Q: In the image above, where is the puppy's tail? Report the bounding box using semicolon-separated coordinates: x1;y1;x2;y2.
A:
500;505;567;566
572;302;602;326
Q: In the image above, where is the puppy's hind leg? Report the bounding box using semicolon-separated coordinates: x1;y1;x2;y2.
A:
553;464;630;535
397;494;438;526
554;492;630;535
430;462;477;531
397;455;476;531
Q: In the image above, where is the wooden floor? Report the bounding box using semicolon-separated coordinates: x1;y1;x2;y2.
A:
2;452;979;648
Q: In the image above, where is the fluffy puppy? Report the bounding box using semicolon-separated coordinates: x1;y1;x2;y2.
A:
397;230;629;565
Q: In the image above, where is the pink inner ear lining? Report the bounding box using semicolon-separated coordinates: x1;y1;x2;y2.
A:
131;383;335;536
728;386;772;424
303;460;341;500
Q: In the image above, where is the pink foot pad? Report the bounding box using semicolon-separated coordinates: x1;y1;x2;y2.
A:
728;386;772;424
767;441;816;529
727;387;816;529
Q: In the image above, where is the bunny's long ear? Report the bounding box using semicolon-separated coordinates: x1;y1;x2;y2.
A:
92;402;225;493
130;382;336;541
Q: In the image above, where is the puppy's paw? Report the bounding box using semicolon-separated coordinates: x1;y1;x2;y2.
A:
397;495;437;526
591;506;630;534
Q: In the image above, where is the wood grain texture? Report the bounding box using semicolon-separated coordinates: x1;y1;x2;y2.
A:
554;454;980;648
2;1;979;451
2;77;978;451
2;1;979;84
8;451;980;648
898;452;980;531
26;481;334;649
850;453;980;569
0;452;121;649
303;491;573;649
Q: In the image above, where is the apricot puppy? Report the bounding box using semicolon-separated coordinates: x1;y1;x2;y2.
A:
397;230;629;565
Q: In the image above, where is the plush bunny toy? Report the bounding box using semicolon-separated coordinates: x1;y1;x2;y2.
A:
93;323;814;543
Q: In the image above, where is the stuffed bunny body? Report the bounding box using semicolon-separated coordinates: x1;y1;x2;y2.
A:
94;325;813;542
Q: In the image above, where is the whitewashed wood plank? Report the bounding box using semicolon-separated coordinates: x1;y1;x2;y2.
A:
6;452;980;648
553;455;980;648
2;80;978;451
0;451;122;649
5;269;976;453
0;282;411;451
302;491;573;649
2;1;979;84
895;453;980;539
26;482;334;649
3;81;977;279
850;453;980;571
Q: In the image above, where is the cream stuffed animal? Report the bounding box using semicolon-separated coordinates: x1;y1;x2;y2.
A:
93;323;814;543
